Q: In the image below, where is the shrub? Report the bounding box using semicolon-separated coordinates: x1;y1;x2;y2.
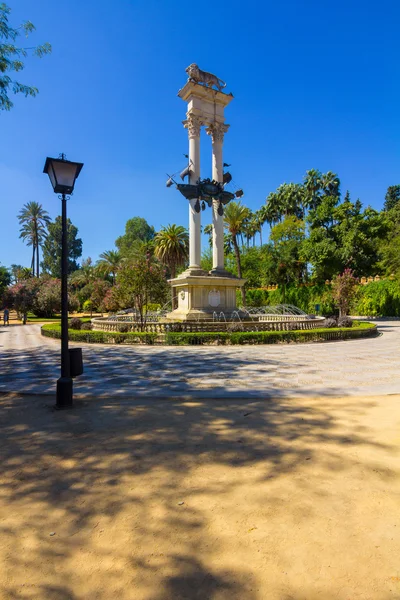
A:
337;316;353;328
80;321;92;330
351;279;400;316
118;323;130;333
324;317;337;328
69;317;82;330
41;322;377;345
41;323;157;345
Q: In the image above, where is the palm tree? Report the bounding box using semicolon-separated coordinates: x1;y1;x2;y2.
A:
18;202;51;277
320;171;340;199
203;223;213;247
154;225;189;279
223;202;250;305
303;169;322;211
255;207;268;246
69;257;96;288
97;250;123;285
154;225;189;310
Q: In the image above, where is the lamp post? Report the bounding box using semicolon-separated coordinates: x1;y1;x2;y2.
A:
43;154;84;408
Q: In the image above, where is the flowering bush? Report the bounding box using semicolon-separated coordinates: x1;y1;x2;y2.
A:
4;277;79;317
331;269;358;317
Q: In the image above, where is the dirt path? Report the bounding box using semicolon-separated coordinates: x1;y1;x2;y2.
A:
1;393;399;599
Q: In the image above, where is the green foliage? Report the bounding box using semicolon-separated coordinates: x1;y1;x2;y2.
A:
69;317;82;330
96;250;123;285
115;217;155;257
200;247;212;272
42;322;376;345
154;224;189;279
41;216;83;277
243;283;336;315
239;247;266;288
0;264;10;299
113;256;168;328
384;185;400;211
379;204;400;276
165;323;376;345
352;279;400;316
5;277;78;317
0;3;51;110
331;269;358;316
41;323;157;345
18;202;51;277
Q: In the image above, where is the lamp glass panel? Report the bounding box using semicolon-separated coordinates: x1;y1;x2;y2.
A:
47;164;57;190
52;161;79;188
53;160;78;188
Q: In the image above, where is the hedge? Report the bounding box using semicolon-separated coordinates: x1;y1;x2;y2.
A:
41;323;157;345
41;321;377;345
243;279;400;317
165;322;377;345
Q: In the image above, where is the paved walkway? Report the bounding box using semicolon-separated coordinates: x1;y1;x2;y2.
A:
0;321;399;397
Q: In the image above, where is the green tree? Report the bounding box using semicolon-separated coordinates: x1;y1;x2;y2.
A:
0;264;10;299
270;215;306;287
0;3;51;111
384;185;400;211
41;216;82;278
224;201;250;305
115;257;168;329
331;269;358;317
97;250;123;285
10;264;31;283
154;224;189;279
379;203;400;276
18;201;51;276
116;217;155;257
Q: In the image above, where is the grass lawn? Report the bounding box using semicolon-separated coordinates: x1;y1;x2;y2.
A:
27;313;92;323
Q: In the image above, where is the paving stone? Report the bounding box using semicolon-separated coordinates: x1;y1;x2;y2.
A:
0;321;399;398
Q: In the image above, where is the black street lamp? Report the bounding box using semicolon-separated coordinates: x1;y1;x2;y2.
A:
43;154;84;408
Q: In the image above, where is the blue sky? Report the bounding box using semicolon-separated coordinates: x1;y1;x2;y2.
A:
1;0;399;269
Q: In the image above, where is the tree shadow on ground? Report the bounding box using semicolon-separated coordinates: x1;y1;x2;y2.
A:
0;390;396;599
0;340;357;398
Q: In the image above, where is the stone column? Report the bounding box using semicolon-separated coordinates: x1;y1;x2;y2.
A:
207;122;229;274
183;113;202;271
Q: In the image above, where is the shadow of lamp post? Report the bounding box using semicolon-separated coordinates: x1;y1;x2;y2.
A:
43;154;84;409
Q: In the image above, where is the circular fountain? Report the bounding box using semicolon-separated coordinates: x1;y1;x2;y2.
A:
92;303;325;334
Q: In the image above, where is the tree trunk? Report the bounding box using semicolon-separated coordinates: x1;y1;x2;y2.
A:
170;265;177;309
232;235;246;306
31;246;35;277
36;243;40;278
259;228;263;247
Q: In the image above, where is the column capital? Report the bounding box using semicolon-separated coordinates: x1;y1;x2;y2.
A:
183;114;203;138
206;122;230;143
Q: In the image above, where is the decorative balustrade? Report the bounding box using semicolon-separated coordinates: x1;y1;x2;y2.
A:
92;316;326;334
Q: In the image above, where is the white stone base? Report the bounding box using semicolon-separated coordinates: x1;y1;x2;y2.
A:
166;274;246;321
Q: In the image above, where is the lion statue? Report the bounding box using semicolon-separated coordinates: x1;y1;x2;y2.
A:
185;63;226;92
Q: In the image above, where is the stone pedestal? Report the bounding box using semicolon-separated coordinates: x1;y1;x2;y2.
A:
166;74;245;322
166;274;245;321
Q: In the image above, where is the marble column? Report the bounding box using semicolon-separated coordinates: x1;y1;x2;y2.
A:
183;114;202;270
207;122;229;273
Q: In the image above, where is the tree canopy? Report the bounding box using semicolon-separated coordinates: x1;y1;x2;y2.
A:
41;216;83;278
0;2;51;111
115;217;155;257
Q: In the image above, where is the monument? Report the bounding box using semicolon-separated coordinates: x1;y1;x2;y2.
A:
166;64;245;321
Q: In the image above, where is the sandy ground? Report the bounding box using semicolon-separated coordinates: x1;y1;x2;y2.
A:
1;393;400;600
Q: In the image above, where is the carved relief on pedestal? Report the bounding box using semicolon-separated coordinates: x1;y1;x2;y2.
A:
208;289;221;307
183;114;203;138
206;122;230;143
